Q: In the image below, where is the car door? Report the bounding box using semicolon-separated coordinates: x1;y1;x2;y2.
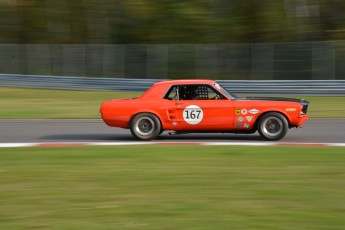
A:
175;84;235;131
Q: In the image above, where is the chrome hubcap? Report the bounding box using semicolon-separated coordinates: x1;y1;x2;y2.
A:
135;116;155;136
262;117;283;137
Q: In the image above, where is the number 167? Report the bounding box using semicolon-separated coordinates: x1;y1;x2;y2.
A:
185;110;201;119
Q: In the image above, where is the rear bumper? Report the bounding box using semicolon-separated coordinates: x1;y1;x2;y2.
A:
101;114;130;128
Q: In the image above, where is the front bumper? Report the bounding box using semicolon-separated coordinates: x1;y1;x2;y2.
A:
296;115;309;127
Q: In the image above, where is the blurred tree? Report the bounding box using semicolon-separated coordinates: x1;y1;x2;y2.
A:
319;0;345;40
1;0;345;43
0;1;21;43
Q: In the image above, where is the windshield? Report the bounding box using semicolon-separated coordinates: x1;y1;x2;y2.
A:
214;82;237;99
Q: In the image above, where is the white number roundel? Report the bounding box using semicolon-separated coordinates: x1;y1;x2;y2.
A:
183;105;203;125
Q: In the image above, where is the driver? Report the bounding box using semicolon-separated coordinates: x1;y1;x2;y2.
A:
187;86;199;100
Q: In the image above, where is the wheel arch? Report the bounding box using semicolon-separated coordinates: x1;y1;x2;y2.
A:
254;110;291;129
129;111;163;130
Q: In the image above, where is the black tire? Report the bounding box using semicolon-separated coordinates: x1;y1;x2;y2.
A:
130;113;161;141
257;112;288;141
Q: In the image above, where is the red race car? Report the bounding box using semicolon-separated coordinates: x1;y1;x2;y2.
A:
100;79;309;141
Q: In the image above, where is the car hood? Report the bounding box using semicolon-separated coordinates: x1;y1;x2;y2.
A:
235;96;307;103
235;97;310;114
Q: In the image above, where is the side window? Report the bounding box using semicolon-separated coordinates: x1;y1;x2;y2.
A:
195;85;208;100
206;86;225;100
179;85;196;100
164;86;179;100
194;85;226;100
164;84;227;100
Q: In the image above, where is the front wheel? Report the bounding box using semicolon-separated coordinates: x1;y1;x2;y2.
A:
257;112;288;141
130;113;161;141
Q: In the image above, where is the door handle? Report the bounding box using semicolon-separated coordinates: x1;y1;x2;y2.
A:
175;102;184;106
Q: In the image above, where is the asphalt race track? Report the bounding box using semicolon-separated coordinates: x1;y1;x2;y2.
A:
0;118;344;144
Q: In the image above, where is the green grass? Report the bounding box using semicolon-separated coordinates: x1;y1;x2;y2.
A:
0;87;140;118
0;145;344;230
0;87;344;118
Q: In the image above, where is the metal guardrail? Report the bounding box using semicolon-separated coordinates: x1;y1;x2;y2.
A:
1;74;345;95
218;80;345;95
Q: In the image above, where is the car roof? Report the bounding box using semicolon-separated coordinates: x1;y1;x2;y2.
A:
154;79;216;86
139;79;216;99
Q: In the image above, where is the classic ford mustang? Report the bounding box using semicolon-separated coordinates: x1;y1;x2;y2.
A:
100;79;309;141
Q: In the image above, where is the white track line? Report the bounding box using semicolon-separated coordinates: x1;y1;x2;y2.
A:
205;142;271;146
0;143;37;148
91;142;152;146
329;143;345;147
0;141;344;148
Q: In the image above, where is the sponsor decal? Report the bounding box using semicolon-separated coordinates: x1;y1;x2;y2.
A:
244;123;250;129
235;109;241;115
183;105;204;125
249;109;260;115
238;116;244;122
236;123;241;128
286;108;297;112
241;109;248;115
246;116;253;122
172;122;177;126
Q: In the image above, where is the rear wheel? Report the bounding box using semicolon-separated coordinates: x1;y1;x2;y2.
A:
257;112;288;141
130;113;161;141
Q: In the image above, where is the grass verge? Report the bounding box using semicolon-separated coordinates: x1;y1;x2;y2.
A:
0;87;344;118
0;145;344;229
